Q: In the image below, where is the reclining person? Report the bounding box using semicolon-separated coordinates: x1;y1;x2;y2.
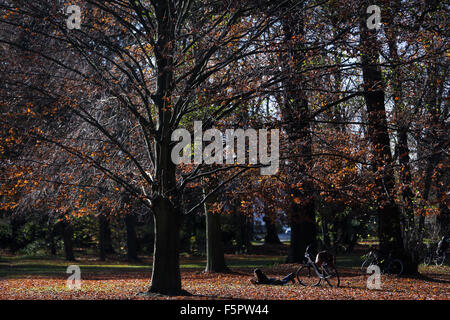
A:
251;268;295;285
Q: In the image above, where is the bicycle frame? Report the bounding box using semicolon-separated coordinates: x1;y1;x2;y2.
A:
297;246;340;287
368;254;388;272
304;252;326;280
363;250;401;274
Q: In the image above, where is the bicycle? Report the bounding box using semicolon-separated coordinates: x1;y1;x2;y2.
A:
423;246;446;266
296;245;340;287
361;248;404;276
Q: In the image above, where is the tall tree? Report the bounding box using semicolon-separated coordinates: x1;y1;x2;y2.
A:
0;0;281;294
359;0;407;269
279;0;316;262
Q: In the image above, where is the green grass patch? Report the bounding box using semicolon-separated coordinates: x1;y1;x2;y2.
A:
0;253;288;278
336;254;364;269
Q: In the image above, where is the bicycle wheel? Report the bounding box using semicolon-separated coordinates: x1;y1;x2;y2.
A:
435;252;445;266
386;259;403;276
361;258;374;274
296;265;321;286
423;254;431;266
322;264;340;287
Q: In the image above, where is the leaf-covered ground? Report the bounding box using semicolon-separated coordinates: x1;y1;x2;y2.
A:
1;268;449;300
1;252;449;300
0;265;450;300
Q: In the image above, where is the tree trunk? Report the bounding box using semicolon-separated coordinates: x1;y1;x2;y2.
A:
236;210;253;254
61;221;75;261
421;55;448;239
437;201;450;238
203;184;228;272
47;224;57;256
148;196;182;295
360;4;409;271
145;0;183;295
288;191;317;262
263;215;281;244
279;1;317;263
397;126;420;274
385;10;420;273
10;215;24;253
99;214;114;261
125;213;139;262
436;167;450;237
205;209;228;272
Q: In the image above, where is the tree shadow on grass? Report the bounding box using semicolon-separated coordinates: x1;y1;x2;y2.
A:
199;267;252;276
0;263;153;279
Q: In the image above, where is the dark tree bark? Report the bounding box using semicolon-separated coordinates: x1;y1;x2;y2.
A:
149;196;182;295
9;215;24;253
436;195;450;238
421;57;448;239
436;165;450;237
99;214;114;261
205;210;228;272
125;213;139;262
279;1;317;263
288;189;316;262
61;220;75;261
146;0;183;294
104;222;114;254
360;3;409;272
263;215;281;244
47;224;57;256
385;3;420;273
235;210;253;254
204;187;228;273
